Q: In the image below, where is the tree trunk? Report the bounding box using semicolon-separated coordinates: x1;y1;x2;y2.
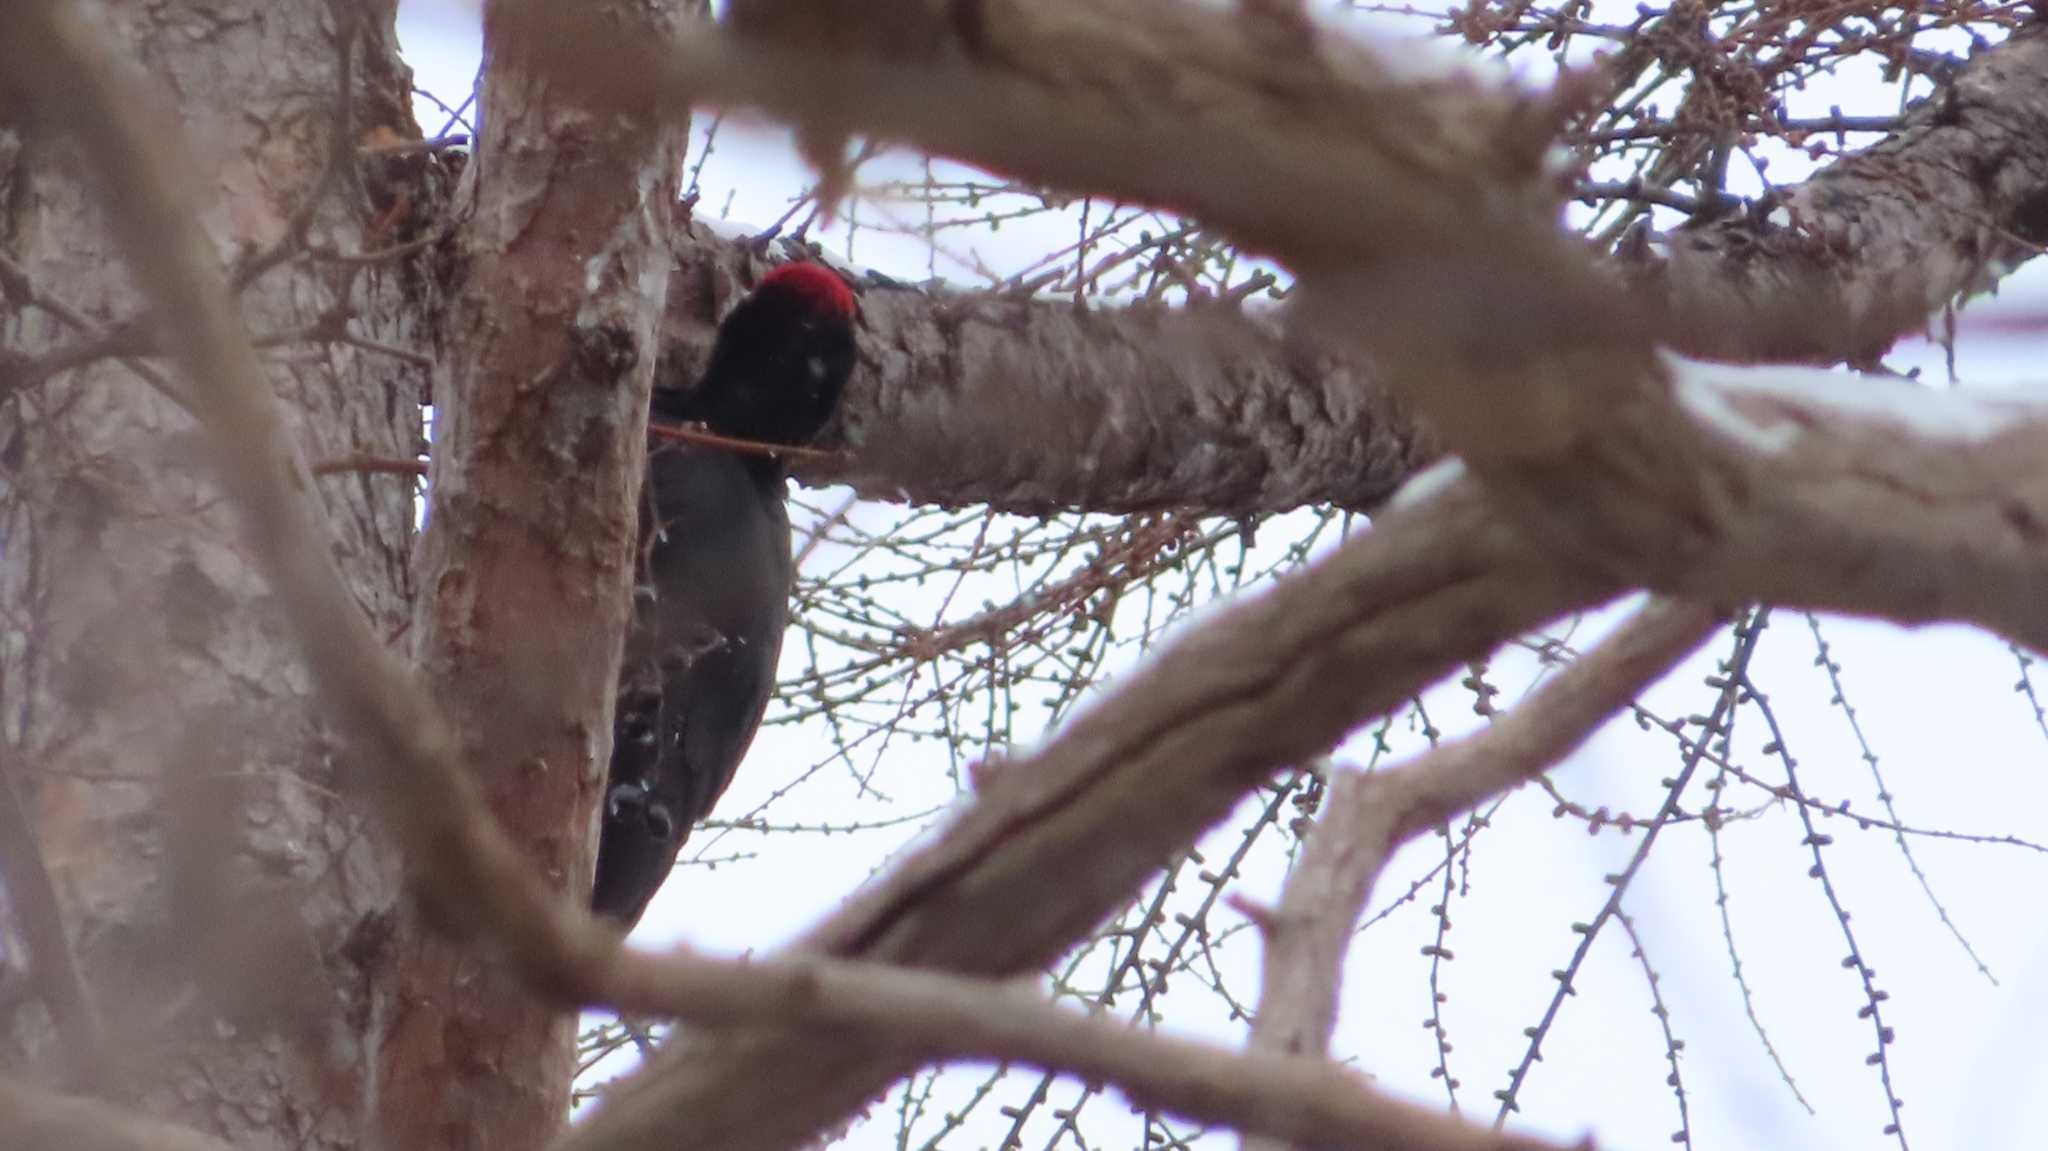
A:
0;1;427;1147
366;2;694;1148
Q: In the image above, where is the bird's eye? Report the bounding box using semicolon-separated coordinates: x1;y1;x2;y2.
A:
806;356;827;380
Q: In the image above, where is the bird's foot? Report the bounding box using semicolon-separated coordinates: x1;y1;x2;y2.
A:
605;782;677;842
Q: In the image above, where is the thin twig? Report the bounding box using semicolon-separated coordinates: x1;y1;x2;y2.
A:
1244;597;1719;1151
1493;613;1761;1124
650;419;842;463
0;251;191;410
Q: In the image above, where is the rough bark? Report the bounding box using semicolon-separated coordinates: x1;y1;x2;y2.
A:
598;5;2039;376
0;3;424;1148
625;18;2048;522
662;230;1435;514
1645;25;2048;365
366;2;694;1148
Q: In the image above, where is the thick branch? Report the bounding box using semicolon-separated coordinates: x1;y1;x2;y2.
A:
1656;359;2048;648
1648;27;2048;365
591;944;1574;1151
561;477;1608;1151
662;228;1434;513
679;0;1559;270
0;9;1589;1151
618;5;2048;552
554;2;2043;373
570;354;2048;1151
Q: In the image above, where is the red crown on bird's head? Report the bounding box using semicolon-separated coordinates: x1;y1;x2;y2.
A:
756;262;858;323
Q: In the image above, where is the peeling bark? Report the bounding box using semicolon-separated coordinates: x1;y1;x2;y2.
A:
367;3;695;1149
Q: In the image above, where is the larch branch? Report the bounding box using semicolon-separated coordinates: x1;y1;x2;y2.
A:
1241;597;1718;1151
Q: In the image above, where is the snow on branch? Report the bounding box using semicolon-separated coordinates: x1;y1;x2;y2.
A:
1662;357;2048;650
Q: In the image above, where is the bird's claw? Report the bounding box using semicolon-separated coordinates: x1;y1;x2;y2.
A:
605;782;677;841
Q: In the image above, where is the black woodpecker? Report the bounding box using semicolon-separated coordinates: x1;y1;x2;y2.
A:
591;262;858;926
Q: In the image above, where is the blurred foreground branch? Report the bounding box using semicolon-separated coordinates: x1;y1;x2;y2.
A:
13;4;2048;1151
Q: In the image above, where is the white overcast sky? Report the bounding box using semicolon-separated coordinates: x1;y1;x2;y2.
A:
393;4;2048;1149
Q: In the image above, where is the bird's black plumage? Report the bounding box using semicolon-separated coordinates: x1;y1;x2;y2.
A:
591;264;857;926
